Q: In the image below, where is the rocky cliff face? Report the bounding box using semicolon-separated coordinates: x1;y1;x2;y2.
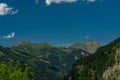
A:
85;41;100;53
69;41;100;53
103;48;120;80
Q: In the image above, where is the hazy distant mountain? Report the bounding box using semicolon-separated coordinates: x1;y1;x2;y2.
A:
69;41;100;53
0;41;92;80
65;38;120;80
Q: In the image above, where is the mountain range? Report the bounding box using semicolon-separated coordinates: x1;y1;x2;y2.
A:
0;40;100;80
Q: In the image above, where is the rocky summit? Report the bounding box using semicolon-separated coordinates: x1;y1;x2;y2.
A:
69;41;100;53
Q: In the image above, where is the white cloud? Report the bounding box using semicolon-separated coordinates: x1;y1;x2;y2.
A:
3;32;15;39
45;0;100;5
0;3;18;16
46;0;78;5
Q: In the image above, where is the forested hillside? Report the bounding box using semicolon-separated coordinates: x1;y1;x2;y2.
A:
65;38;120;80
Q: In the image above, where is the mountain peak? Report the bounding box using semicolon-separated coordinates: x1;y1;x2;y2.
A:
12;41;31;47
69;41;100;53
20;41;30;45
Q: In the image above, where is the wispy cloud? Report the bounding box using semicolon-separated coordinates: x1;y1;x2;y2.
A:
87;0;96;3
46;0;78;5
35;0;39;4
2;32;15;39
45;0;100;5
0;3;18;16
84;36;90;39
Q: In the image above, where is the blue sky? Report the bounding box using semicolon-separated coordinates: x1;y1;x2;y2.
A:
0;0;120;46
